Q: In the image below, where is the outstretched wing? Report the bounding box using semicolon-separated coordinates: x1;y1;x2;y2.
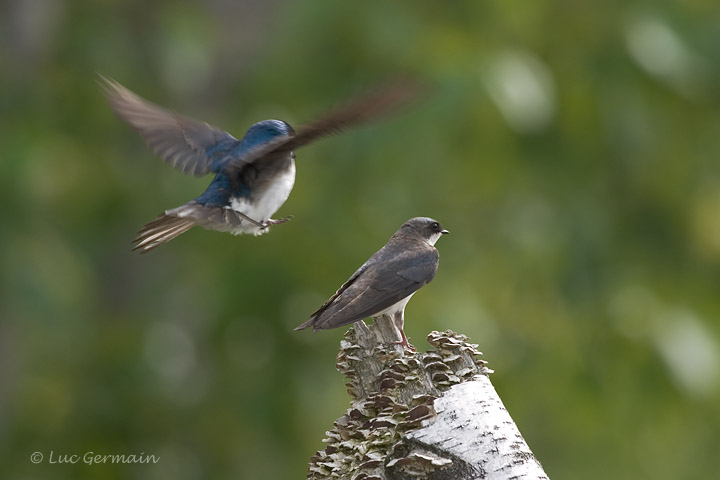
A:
297;246;439;331
225;80;424;174
101;75;238;176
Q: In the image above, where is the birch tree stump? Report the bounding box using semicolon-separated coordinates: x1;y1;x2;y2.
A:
305;317;549;480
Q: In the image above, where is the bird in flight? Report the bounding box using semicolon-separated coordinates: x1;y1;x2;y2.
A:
295;217;449;350
101;76;420;252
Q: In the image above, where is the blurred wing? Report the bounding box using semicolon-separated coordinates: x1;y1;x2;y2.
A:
226;80;424;174
280;81;424;151
101;75;239;176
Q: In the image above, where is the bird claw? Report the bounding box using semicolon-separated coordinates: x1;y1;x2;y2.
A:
261;215;294;229
392;338;417;352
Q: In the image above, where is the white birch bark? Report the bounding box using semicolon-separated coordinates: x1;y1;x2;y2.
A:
305;317;549;480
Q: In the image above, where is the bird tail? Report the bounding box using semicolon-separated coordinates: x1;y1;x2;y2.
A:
131;212;196;253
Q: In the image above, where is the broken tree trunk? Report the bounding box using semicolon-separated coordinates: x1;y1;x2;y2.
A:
305;317;549;480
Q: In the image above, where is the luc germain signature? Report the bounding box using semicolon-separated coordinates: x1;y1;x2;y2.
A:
30;451;159;465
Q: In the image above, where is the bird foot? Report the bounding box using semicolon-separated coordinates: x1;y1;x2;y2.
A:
235;212;293;229
230;210;266;228
392;338;417;352
261;215;294;228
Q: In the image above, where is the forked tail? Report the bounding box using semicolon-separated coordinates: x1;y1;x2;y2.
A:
132;213;196;253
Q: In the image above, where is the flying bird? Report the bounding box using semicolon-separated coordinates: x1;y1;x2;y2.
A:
101;75;420;252
295;217;449;349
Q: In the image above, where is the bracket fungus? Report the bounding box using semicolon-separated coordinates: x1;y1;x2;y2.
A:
306;317;497;480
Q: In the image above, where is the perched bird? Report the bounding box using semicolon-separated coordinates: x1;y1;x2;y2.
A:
295;217;449;349
101;76;419;252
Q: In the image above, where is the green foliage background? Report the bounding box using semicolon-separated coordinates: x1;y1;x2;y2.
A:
2;1;720;478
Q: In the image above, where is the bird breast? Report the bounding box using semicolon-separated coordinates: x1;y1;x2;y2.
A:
229;160;296;224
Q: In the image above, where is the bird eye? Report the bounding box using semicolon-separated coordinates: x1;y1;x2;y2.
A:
431;222;440;231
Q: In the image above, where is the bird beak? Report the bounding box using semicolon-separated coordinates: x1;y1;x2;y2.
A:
441;229;450;235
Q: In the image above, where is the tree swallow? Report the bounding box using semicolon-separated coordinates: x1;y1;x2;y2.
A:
101;76;419;252
295;217;449;349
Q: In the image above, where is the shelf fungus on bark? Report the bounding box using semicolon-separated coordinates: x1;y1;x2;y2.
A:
306;318;493;480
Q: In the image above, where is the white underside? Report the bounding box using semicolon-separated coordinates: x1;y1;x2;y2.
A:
371;293;415;342
227;162;296;236
374;292;415;319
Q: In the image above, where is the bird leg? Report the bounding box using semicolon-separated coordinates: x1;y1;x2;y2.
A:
227;209;266;228
393;331;416;352
262;215;294;228
390;311;416;352
229;210;293;229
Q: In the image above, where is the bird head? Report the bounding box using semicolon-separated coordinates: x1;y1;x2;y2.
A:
240;119;295;150
401;217;450;246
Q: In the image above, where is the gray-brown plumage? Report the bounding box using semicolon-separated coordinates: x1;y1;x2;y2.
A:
295;217;449;349
100;75;424;252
